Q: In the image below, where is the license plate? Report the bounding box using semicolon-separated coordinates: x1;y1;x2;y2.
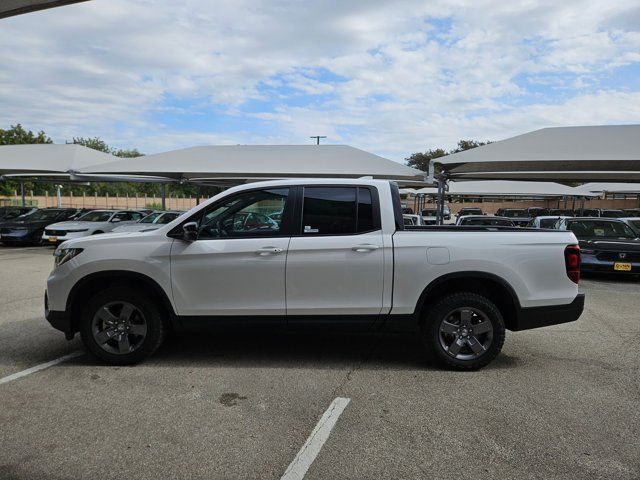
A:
49;236;57;243
614;262;632;271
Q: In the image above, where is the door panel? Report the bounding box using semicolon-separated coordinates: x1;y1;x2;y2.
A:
171;237;290;316
286;231;385;315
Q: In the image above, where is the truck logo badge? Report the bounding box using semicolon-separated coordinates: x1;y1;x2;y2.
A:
619;253;627;259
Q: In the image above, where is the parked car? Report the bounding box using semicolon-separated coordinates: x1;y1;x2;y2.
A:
112;211;183;233
42;209;146;244
527;216;571;229
421;204;450;221
549;209;574;217
403;214;425;226
0;208;79;245
0;206;36;221
456;215;515;227
455;207;483;218
599;209;626;218
526;207;550;217
556;217;640;274
623;208;640;218
46;179;584;370
621;217;640;236
577;208;601;217
401;207;414;214
494;208;531;226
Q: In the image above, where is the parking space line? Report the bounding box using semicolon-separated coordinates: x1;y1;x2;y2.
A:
281;397;351;480
0;351;83;386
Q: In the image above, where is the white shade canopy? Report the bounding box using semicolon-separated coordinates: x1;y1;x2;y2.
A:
575;182;640;195
406;180;597;198
82;145;426;184
437;125;640;182
0;144;117;180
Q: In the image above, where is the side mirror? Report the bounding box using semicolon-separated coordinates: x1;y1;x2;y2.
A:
182;221;198;242
111;218;121;223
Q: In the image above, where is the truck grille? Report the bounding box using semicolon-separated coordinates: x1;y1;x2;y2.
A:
45;229;66;236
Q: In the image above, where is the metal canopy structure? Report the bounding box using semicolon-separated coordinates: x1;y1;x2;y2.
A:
575;183;640;195
437;125;640;182
82;145;427;185
0;144;117;180
0;0;89;19
403;180;596;198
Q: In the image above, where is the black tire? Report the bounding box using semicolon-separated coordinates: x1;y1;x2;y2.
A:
79;286;166;365
421;292;505;371
92;230;104;235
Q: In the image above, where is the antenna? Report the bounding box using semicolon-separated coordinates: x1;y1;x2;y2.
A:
309;136;327;145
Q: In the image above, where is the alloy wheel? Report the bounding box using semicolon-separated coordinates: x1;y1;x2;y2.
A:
438;307;494;360
91;301;148;355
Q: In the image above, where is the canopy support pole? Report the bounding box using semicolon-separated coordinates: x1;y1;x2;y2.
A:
56;185;62;208
161;184;166;210
196;185;201;206
20;181;25;207
579;196;585;215
435;173;447;225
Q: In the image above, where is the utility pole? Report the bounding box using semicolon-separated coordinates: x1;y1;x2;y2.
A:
309;136;327;145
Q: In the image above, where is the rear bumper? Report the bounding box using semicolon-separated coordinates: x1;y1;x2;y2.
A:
512;293;585;331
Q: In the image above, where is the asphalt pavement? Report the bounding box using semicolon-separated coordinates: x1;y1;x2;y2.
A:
0;245;638;480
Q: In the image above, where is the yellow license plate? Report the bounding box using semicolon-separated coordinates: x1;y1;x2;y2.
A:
48;236;57;243
614;262;632;271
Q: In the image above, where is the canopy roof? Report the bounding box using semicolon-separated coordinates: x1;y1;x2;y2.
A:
437;125;640;181
0;144;117;179
575;182;640;195
0;1;89;19
83;145;426;184
402;180;597;198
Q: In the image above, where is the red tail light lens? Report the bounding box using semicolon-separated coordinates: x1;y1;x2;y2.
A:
564;245;580;284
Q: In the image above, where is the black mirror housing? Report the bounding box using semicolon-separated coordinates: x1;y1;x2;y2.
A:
182;221;198;242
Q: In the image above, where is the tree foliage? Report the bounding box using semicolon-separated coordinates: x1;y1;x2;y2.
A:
0;124;52;145
406;139;491;172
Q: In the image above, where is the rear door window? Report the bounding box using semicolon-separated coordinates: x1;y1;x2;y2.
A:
301;186;378;235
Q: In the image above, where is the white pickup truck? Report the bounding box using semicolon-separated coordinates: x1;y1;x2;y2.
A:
45;179;584;370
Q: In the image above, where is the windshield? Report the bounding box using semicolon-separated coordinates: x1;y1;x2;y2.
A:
502;210;527;217
77;211;113;222
568;220;636;239
156;212;179;224
461;209;482;215
601;210;625;218
421;209;437;216
139;212;163;224
19;209;64;221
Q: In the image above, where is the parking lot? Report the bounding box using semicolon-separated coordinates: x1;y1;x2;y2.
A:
0;245;638;480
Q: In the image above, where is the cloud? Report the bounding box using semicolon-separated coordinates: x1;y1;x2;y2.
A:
0;0;638;161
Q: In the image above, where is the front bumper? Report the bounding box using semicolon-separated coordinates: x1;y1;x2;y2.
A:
42;231;90;244
512;293;585;331
0;230;35;243
45;292;74;339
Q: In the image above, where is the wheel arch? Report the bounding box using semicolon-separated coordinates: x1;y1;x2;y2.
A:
415;271;521;331
66;270;176;332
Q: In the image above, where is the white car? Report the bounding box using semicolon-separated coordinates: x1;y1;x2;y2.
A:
403;214;425;226
527;216;572;229
46;179;584;370
43;209;145;244
112;211;183;233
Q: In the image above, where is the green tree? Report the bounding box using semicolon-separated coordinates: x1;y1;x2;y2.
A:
0;124;52;145
405;148;447;172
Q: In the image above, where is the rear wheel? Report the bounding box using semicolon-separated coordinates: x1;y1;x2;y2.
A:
79;286;166;365
422;292;505;371
92;230;104;235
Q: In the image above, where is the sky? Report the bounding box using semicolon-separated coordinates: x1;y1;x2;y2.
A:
1;0;639;162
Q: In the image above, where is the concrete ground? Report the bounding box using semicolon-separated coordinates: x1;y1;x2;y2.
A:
0;245;638;480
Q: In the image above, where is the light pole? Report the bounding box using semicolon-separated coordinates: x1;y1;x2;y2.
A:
310;136;327;145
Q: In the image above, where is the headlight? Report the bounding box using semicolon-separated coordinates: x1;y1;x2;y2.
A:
53;248;83;267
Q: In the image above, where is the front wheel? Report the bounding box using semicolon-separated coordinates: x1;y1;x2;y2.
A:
422;292;505;371
79;286;166;365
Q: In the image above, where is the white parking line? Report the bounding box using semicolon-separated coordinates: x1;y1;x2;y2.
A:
281;397;351;480
0;351;83;386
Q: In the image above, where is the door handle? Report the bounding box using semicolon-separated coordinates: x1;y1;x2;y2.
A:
256;247;284;255
351;244;380;252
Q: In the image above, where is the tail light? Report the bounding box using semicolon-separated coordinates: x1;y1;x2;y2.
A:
564;245;580;284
